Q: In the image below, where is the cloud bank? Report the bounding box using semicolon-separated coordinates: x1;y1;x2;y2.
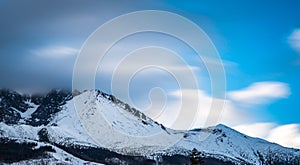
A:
234;123;300;149
152;81;299;148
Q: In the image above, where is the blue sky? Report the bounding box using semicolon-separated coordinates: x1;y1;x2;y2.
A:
172;0;300;124
1;0;300;148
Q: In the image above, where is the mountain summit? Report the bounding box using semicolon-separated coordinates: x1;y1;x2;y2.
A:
0;89;299;164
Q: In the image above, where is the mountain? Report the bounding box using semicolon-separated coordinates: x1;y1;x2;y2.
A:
0;89;299;164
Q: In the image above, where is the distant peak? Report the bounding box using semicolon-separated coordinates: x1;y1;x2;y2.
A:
215;123;230;129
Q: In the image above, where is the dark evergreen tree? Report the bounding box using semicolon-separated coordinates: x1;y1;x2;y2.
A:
265;147;274;165
189;148;204;165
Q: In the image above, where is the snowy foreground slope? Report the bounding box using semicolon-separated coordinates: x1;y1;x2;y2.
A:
0;89;299;164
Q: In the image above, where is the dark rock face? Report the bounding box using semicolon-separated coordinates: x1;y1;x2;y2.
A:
28;89;72;126
0;107;21;124
37;128;50;143
0;89;30;113
0;89;29;124
30;93;45;105
0;89;72;126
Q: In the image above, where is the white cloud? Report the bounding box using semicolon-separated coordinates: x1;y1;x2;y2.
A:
228;81;290;105
288;29;300;53
233;123;276;138
148;81;290;131
135;81;298;149
31;46;78;58
154;89;250;130
267;124;300;149
234;123;300;149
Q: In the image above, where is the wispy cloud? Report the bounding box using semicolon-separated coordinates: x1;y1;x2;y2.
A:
228;81;290;105
288;29;300;64
31;46;78;58
288;29;300;53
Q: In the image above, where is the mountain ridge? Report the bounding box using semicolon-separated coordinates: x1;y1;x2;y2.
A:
0;89;299;164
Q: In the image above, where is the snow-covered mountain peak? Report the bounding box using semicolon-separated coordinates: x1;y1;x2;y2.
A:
71;90;183;155
0;89;300;164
